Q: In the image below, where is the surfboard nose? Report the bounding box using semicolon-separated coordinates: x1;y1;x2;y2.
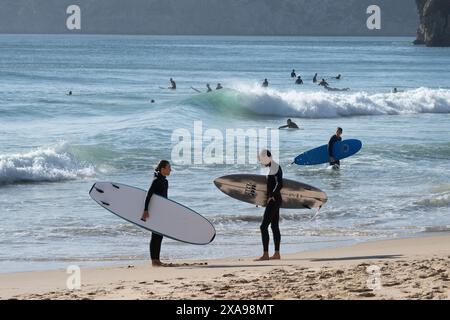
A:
213;176;226;188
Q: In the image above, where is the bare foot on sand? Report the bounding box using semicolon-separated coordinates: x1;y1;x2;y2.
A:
152;260;164;267
254;253;270;261
269;252;281;260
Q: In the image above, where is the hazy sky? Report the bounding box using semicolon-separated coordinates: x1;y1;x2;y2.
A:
0;0;419;35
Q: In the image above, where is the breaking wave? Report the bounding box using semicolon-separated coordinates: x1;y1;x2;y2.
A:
186;86;450;118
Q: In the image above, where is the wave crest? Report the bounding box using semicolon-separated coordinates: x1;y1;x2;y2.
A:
188;86;450;118
0;143;96;185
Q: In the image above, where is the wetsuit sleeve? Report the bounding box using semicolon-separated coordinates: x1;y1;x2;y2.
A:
272;168;283;195
328;136;337;157
144;180;157;211
279;125;288;129
267;168;282;198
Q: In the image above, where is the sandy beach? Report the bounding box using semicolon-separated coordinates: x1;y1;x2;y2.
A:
1;234;449;300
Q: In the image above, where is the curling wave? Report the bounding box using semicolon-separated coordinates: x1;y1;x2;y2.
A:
0;143;96;185
186;86;450;118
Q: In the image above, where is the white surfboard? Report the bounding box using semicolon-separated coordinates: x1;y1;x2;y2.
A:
89;182;216;245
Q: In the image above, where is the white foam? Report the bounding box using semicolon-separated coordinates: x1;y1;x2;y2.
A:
227;84;450;118
0;143;96;185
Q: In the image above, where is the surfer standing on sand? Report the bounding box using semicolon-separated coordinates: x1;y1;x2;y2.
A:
328;127;343;168
141;160;172;267
256;149;283;261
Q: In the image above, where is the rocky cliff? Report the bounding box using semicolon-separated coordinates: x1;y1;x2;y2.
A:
415;0;450;46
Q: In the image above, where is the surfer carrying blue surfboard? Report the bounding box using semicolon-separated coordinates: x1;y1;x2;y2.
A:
255;149;283;261
141;160;171;267
328;127;343;167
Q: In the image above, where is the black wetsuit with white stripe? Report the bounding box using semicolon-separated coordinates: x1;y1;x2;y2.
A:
260;164;283;252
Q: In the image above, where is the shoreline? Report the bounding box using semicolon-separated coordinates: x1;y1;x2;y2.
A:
1;233;449;300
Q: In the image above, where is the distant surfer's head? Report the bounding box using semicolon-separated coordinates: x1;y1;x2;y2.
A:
258;149;272;166
287;119;292;124
336;127;343;137
155;160;171;177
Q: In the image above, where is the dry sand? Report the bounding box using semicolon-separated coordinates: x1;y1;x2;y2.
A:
1;234;449;300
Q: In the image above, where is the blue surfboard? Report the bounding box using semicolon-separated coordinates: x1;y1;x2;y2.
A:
294;139;362;166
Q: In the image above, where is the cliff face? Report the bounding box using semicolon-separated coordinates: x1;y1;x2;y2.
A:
415;0;450;46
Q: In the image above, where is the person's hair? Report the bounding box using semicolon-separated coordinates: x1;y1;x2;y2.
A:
337;127;343;133
287;119;292;122
155;160;170;173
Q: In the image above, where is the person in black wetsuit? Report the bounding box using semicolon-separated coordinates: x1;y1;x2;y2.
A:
279;118;299;129
255;149;283;261
313;73;318;83
206;84;212;92
328;127;343;167
295;76;303;85
291;69;296;78
319;78;329;87
140;160;171;267
169;78;176;89
262;78;269;88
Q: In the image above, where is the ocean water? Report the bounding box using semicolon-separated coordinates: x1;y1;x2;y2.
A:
1;35;450;273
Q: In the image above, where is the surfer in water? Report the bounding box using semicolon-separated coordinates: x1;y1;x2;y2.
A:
141;160;172;267
335;74;342;80
295;76;303;85
313;73;318;83
319;79;329;87
291;69;296;78
328;127;343;169
262;78;269;88
324;86;350;92
169;78;176;90
216;83;223;90
279;119;299;129
206;84;212;92
256;149;283;261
